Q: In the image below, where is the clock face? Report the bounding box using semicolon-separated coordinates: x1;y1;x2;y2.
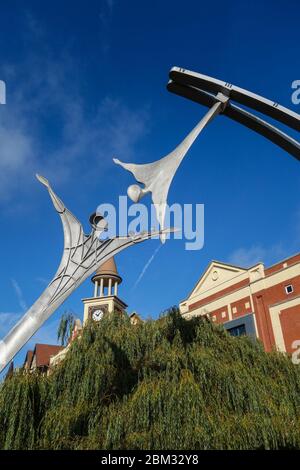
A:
92;309;104;322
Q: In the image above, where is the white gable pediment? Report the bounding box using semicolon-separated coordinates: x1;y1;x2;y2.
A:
189;261;246;298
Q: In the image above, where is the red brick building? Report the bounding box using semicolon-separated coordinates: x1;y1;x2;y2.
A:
179;253;300;354
23;343;64;373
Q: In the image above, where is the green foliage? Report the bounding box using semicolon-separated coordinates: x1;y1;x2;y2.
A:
1;307;300;449
57;311;76;346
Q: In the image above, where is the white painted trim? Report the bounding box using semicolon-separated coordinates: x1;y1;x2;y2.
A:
269;296;300;352
251;263;300;293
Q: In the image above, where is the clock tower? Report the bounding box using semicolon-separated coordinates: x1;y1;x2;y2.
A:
82;257;127;324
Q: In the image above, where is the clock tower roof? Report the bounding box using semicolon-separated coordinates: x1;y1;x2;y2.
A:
83;257;127;325
92;256;122;286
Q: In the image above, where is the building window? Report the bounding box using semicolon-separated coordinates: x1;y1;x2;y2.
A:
245;301;250;309
285;285;293;295
228;324;246;337
232;306;237;314
212;315;216;322
221;311;226;319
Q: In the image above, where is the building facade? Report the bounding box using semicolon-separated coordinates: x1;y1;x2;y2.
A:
24;344;64;373
179;253;300;354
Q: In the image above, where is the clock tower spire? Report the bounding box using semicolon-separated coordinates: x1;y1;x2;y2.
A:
83;257;127;324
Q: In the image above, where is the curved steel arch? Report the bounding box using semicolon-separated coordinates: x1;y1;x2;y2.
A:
167;67;300;160
114;67;300;239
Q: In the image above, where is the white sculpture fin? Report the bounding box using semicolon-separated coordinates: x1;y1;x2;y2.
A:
114;100;224;241
36;173;85;248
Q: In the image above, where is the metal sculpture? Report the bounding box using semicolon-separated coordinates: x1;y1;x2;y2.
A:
114;93;229;241
168;67;300;160
0;175;172;373
114;67;300;236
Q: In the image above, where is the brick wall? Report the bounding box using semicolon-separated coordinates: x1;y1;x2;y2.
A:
209;306;229;324
280;305;300;354
230;296;252;319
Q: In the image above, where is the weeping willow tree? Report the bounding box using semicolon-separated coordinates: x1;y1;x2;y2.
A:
57;311;76;346
1;307;300;450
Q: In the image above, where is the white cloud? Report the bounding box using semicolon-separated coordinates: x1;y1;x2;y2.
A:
28;318;59;347
228;246;267;267
0;14;149;206
0;67;149;204
35;277;49;285
0;126;32;172
0;98;36;202
46;96;149;185
0;280;27;340
0;312;22;337
228;244;286;268
11;279;28;311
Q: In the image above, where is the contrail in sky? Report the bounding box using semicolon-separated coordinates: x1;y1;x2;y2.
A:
132;244;162;290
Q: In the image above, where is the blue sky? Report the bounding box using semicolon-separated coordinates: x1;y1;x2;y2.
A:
0;0;299;374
